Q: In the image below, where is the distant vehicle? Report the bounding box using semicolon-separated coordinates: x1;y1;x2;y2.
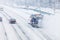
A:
0;17;2;22
9;19;16;24
0;7;3;11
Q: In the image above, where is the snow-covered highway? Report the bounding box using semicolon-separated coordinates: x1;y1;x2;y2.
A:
0;5;60;40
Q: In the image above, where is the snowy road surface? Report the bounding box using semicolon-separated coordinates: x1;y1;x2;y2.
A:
0;5;60;40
